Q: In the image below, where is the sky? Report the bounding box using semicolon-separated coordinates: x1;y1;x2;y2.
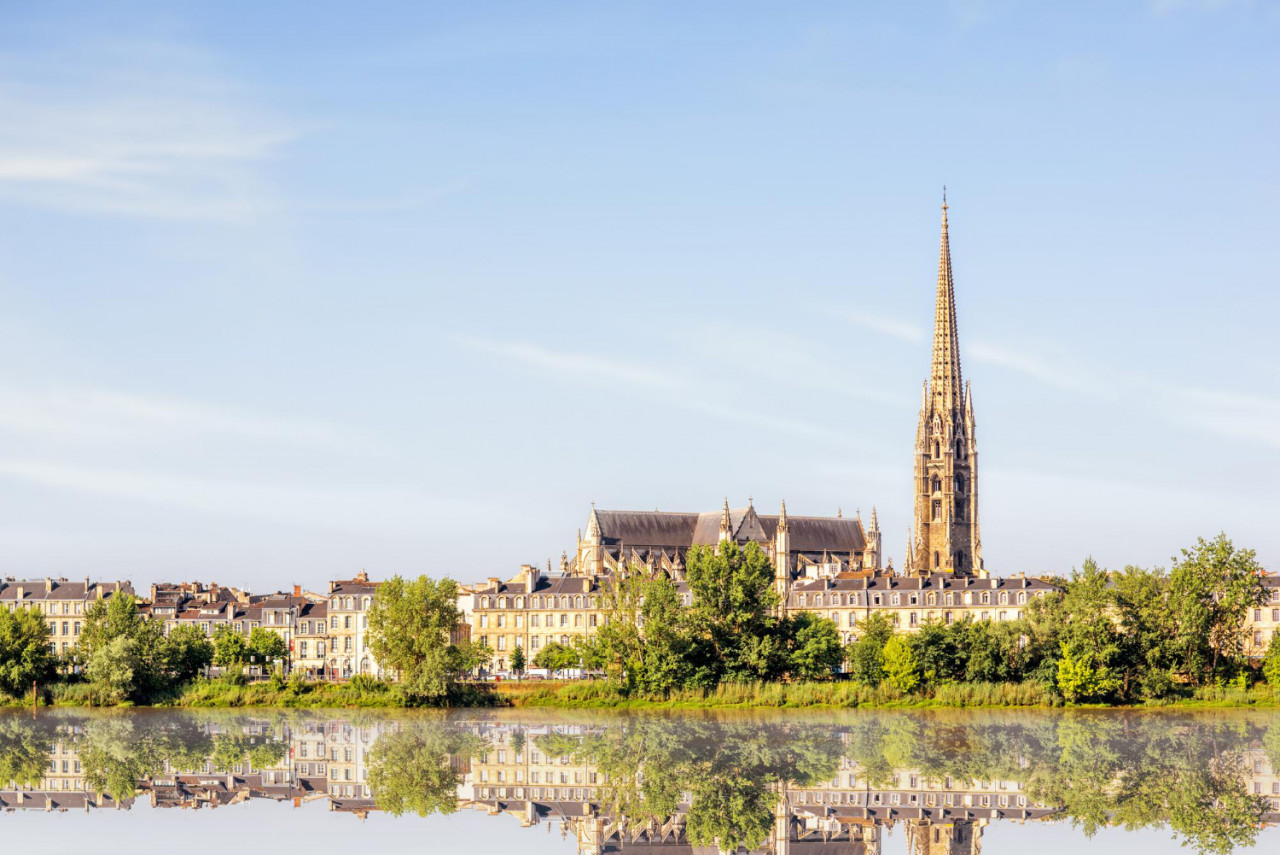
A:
0;1;1276;592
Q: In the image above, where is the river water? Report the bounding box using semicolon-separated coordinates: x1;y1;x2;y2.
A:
0;708;1277;854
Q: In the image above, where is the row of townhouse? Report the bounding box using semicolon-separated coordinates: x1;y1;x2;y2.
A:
460;564;1061;672
0;573;383;680
0;578;134;657
463;564;1280;673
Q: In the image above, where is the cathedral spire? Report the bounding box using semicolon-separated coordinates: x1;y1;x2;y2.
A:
931;188;963;411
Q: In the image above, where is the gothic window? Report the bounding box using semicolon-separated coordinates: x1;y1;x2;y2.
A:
956;500;965;521
956;550;965;569
932;500;941;521
934;442;941;458
933;552;940;568
955;476;964;493
931;476;941;493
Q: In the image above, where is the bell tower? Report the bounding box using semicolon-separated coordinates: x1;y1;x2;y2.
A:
908;192;984;577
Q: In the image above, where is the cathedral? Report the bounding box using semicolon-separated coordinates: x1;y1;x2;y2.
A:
563;196;984;582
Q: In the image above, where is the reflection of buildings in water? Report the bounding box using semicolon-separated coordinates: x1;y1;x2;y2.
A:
3;715;1279;855
458;723;1059;855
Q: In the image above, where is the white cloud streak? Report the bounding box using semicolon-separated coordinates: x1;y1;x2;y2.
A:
0;43;299;222
0;459;479;533
842;310;925;343
455;334;856;444
0;383;362;449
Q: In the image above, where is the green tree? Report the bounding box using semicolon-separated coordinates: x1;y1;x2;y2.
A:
844;612;892;686
682;541;782;684
509;645;526;675
637;572;691;694
0;605;57;698
212;626;248;668
85;635;144;704
81;593;166;702
533;641;581;672
1262;633;1280;689
159;625;213;683
366;574;473;703
881;635;921;693
1167;534;1268;684
783;612;843;681
1056;639;1121;703
247;627;288;667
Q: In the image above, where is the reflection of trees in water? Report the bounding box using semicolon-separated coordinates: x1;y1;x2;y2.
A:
0;715;56;787
536;718;843;853
366;724;482;817
835;712;1276;855
1;710;1277;855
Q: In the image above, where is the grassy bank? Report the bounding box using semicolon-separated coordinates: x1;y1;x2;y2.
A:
2;675;504;709
6;678;1277;710
496;679;1280;710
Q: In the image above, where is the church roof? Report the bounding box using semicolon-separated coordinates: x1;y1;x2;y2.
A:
594;510;701;547
591;506;865;554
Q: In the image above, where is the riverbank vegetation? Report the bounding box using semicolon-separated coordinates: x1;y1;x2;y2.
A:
1;533;1275;709
537;534;1278;707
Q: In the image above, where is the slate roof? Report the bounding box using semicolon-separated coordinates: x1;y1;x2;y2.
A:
0;579;133;601
594;507;866;554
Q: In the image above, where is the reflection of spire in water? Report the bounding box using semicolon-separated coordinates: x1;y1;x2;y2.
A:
906;820;984;855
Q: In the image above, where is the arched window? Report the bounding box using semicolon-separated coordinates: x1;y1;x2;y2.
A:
481;597;490;609
498;597;507;609
815;594;824;607
934;442;941;458
1017;592;1027;605
515;597;524;609
831;593;840;606
933;551;940;569
931;476;941;493
932;500;941;521
956;550;965;569
999;591;1009;605
891;593;901;606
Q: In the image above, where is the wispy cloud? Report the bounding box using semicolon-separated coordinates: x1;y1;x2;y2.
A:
0;41;300;222
453;336;679;389
0;382;364;450
841;310;925;343
0;459;482;533
455;333;856;444
966;340;1103;395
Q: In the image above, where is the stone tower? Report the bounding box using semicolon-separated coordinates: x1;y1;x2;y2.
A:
907;192;984;578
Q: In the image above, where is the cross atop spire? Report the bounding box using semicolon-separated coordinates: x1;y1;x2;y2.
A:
931;188;963;411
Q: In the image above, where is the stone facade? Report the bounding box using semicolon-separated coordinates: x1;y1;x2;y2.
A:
0;577;133;657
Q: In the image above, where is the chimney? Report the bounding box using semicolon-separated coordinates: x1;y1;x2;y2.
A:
487;577;501;592
16;585;24;600
294;584;301;597
46;578;54;593
521;564;540;591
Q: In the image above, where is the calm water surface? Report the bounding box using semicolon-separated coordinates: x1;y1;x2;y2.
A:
1;708;1278;855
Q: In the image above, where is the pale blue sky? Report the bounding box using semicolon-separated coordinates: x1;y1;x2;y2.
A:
0;1;1275;591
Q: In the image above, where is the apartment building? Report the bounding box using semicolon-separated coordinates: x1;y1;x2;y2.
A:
326;573;381;679
0;578;134;657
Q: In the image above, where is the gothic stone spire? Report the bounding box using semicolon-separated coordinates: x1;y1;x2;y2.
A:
931;189;963;413
909;192;985;578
